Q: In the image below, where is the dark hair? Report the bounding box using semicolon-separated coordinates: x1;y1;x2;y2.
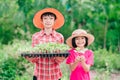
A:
72;37;77;48
84;37;88;47
41;12;57;20
72;36;88;48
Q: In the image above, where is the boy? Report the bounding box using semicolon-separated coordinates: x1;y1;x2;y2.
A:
26;8;65;80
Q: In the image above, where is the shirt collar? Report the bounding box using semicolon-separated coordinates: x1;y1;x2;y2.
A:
39;29;57;37
74;48;88;54
78;48;88;53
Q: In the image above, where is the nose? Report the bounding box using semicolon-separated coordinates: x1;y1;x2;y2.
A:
46;18;51;22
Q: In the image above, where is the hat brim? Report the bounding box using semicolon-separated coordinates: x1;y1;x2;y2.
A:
33;8;64;30
66;33;94;48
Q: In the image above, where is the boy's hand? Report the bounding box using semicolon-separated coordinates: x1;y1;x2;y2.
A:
25;56;37;63
25;56;33;61
54;56;65;63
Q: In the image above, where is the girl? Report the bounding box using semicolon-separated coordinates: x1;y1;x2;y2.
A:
66;29;95;80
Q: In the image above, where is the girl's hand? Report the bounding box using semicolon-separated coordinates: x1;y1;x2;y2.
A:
75;56;81;62
79;55;86;63
75;55;86;63
79;56;90;72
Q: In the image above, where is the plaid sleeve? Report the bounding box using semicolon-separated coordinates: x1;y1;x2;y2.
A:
25;57;38;63
32;34;38;47
61;34;64;43
57;33;64;44
30;34;39;63
31;58;39;63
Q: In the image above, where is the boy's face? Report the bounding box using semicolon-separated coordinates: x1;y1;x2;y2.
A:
42;15;56;29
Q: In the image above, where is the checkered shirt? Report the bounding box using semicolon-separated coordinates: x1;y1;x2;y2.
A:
31;30;64;80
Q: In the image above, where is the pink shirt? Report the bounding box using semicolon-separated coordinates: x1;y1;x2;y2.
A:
66;48;94;80
31;30;64;80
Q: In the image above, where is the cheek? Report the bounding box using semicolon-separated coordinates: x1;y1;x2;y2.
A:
51;20;55;24
75;40;79;43
75;41;77;45
42;20;45;23
83;39;86;43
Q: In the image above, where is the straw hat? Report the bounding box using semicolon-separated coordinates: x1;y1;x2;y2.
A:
66;29;94;48
33;8;64;30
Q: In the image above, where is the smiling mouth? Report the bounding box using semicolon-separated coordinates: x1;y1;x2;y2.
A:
77;42;84;45
46;23;51;25
78;42;84;44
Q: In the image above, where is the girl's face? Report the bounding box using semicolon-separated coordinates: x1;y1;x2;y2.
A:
75;36;86;48
42;15;55;29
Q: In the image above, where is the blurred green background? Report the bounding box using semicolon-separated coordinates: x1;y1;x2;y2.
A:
0;0;120;80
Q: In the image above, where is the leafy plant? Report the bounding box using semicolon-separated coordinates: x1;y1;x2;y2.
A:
18;42;70;54
0;57;26;80
93;48;120;72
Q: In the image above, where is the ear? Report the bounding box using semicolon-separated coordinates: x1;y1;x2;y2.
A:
53;19;56;24
54;19;56;22
41;20;43;24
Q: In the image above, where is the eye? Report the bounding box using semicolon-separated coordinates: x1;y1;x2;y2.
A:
81;37;84;39
75;37;79;40
50;17;54;19
43;17;47;20
50;17;55;20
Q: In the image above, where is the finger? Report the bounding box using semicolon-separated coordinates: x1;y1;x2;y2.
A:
79;58;82;61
